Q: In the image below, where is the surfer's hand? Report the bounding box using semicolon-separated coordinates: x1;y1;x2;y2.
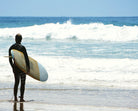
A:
27;70;30;74
26;67;30;74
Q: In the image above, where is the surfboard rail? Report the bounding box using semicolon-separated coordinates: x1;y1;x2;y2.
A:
11;49;48;82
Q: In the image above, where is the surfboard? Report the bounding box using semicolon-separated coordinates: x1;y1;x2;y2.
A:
11;49;48;82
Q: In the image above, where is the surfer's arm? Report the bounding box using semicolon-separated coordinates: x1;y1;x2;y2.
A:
23;46;30;72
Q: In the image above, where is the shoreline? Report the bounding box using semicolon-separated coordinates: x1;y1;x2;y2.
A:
0;101;138;111
0;82;138;111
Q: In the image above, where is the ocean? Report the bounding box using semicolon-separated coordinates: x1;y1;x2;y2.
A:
0;17;138;111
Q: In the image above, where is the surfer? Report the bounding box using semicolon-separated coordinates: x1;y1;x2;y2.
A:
9;34;30;102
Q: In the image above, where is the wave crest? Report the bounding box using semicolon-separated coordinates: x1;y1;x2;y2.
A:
0;20;138;42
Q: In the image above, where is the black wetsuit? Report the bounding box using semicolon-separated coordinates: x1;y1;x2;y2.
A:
9;43;30;99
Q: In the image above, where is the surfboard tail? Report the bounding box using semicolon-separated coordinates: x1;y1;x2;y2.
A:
4;56;12;58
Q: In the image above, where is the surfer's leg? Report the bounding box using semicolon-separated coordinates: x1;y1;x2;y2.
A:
13;72;20;101
20;72;26;102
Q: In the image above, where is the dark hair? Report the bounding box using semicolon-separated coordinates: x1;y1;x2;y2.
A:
15;33;22;43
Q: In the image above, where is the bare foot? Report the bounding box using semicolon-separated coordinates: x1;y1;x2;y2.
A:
20;98;25;102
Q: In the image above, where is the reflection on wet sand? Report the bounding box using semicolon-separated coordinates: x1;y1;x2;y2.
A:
13;102;24;111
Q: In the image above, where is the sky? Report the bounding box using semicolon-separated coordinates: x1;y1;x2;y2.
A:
0;0;138;17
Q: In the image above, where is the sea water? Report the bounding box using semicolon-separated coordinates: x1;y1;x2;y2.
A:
0;17;138;110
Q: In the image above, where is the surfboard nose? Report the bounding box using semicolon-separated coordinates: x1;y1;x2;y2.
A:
38;63;48;81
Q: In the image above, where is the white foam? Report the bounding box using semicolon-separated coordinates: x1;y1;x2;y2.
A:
1;56;138;89
29;56;138;89
0;21;138;42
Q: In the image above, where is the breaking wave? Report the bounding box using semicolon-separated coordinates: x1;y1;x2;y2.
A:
0;20;138;42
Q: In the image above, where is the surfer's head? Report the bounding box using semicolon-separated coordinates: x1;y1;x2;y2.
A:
15;33;22;44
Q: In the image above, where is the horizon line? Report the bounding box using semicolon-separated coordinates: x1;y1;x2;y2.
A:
0;16;138;18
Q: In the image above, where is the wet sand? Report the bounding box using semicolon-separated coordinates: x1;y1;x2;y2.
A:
0;82;138;111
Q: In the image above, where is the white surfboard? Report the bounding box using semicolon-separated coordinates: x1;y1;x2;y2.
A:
11;49;48;82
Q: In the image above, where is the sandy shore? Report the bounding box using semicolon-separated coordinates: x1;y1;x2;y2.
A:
0;101;138;111
0;82;138;111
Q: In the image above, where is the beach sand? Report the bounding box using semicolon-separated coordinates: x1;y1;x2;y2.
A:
0;82;138;111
